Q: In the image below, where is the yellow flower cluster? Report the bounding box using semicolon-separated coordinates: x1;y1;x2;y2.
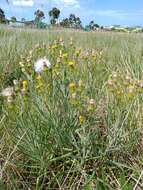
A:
68;80;96;125
1;38;102;121
107;71;143;103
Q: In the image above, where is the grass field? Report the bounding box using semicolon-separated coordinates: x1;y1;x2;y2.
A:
0;26;143;189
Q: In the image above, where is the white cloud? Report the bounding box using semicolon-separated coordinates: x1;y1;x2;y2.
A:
62;0;79;6
11;0;80;8
52;0;80;8
13;0;34;7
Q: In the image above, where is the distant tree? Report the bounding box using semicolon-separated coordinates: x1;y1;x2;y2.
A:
94;24;99;28
60;14;82;29
11;16;17;22
89;20;95;30
89;20;94;28
68;14;82;28
21;18;26;22
49;7;60;25
50;18;56;25
89;20;100;30
75;17;82;29
0;8;6;23
84;25;90;31
60;18;70;27
69;14;76;27
34;9;45;21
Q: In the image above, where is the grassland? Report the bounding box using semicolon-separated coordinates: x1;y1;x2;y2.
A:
0;26;143;189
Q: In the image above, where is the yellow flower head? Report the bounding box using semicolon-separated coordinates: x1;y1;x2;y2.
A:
69;83;76;92
69;61;75;68
22;80;28;89
79;115;85;125
36;83;44;90
36;74;42;80
52;45;57;49
59;50;62;57
62;53;68;59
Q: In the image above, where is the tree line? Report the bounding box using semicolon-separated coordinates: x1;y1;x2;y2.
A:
0;7;100;30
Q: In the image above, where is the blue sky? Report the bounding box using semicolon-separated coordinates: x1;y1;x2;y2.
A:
0;0;143;26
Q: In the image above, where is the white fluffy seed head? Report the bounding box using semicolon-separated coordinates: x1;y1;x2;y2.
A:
34;58;51;73
0;87;14;97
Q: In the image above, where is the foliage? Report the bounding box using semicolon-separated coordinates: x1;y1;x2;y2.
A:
11;16;17;22
21;18;26;22
88;20;100;30
34;9;45;21
49;7;60;25
60;14;82;29
0;8;6;23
